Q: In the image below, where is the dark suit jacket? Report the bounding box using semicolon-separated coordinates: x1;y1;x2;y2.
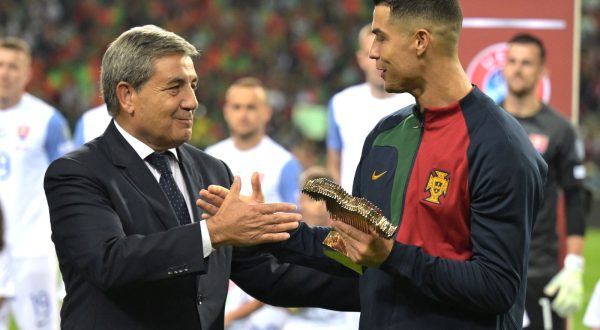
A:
44;122;359;330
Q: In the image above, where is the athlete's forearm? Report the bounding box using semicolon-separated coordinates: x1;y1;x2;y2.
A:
566;235;584;256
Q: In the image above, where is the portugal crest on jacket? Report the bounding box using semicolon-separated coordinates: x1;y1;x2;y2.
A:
424;169;450;205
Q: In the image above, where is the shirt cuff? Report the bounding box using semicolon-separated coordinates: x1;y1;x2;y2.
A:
199;220;215;258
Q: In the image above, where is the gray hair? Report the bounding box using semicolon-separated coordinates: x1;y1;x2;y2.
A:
101;25;199;116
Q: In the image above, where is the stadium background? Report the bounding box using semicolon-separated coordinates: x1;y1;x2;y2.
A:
2;0;600;329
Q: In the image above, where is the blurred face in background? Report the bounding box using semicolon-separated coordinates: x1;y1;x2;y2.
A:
503;43;545;98
223;85;271;141
356;30;384;90
299;194;331;227
0;47;31;109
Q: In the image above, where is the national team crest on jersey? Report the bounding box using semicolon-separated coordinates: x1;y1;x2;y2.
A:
528;133;549;154
18;125;30;140
424;169;450;205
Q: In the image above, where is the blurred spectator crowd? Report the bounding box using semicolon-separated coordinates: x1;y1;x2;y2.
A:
5;0;600;211
0;0;370;152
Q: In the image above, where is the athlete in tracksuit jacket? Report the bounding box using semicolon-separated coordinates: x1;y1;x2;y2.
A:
271;86;547;329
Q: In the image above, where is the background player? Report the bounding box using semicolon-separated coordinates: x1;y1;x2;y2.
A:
283;166;354;330
206;77;302;330
0;37;72;330
501;33;587;330
73;103;111;147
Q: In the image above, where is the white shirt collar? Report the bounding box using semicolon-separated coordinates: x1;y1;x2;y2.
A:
114;121;179;161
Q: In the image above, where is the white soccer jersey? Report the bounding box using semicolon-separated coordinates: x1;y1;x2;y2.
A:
0;249;15;299
283;307;351;330
0;93;72;258
584;280;600;328
205;136;301;204
207;136;301;330
73;104;112;147
327;83;414;192
224;282;289;330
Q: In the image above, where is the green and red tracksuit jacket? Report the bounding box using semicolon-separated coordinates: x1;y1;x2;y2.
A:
271;87;547;329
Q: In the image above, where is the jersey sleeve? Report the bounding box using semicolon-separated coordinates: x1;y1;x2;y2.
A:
278;158;302;204
73;116;86;148
326;100;342;152
44;111;73;161
584;280;600;328
555;122;587;236
556;122;586;188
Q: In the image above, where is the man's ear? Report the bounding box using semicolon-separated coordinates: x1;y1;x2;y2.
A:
24;66;33;86
116;82;135;115
222;102;232;124
540;65;549;80
263;104;273;124
415;29;431;56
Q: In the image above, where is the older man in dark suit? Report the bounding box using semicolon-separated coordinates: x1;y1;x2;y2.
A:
44;25;359;330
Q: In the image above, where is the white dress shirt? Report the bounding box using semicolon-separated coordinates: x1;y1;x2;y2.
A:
114;122;213;257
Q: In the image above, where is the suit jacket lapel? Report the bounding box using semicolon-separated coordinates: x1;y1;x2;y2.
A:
177;146;204;222
103;121;180;229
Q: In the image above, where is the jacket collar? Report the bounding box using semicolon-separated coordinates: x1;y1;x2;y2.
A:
103;121;182;229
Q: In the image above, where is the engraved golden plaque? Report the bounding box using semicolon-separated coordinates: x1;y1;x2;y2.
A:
301;178;397;273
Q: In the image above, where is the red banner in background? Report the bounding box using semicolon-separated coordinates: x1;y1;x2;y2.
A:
459;0;582;269
459;0;580;121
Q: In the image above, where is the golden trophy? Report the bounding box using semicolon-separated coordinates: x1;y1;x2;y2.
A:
301;178;397;274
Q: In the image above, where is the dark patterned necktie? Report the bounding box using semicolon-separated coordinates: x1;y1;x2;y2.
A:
145;152;191;225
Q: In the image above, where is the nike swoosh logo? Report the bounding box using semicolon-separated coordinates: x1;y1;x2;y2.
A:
371;170;388;181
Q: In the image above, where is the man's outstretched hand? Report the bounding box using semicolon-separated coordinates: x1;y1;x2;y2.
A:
197;175;299;248
197;172;263;219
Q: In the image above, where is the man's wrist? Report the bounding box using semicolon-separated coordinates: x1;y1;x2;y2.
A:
200;220;216;258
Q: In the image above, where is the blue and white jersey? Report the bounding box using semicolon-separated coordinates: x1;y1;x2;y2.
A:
205;136;301;204
327;83;414;192
0;93;72;258
73;104;111;147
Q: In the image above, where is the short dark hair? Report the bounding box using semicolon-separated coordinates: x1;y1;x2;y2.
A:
372;0;463;32
230;76;264;89
509;33;546;63
300;166;334;187
224;76;269;107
